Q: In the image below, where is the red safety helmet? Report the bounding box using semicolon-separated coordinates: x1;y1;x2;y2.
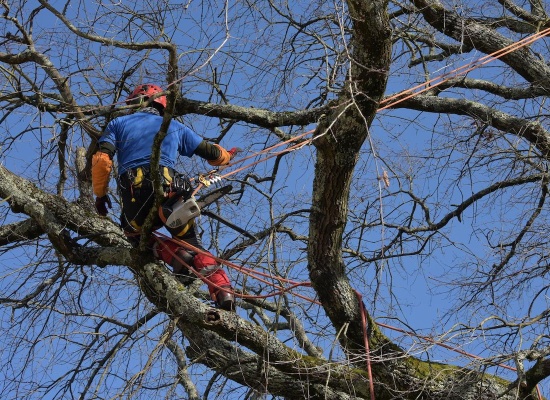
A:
126;84;167;108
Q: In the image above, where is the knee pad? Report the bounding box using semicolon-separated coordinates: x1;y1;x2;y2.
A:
193;252;221;276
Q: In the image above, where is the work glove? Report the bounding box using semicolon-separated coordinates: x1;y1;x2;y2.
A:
95;195;112;216
208;145;241;167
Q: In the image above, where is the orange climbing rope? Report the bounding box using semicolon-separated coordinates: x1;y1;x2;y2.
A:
191;128;316;196
153;232;315;303
157;229;546;399
378;27;550;111
193;27;550;199
161;27;550;400
161;228;544;398
356;291;376;399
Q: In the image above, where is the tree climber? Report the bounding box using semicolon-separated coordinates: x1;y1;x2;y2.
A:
91;83;237;311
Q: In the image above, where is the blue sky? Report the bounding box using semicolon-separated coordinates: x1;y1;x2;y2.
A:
1;0;549;398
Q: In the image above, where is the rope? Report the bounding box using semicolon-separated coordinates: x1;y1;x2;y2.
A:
192;27;550;196
192;128;316;196
154;230;543;399
378;27;550;111
162;28;550;399
153;232;316;303
356;290;376;400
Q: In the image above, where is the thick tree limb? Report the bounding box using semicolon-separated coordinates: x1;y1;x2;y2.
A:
176;97;334;129
410;0;550;89
0;218;44;245
523;357;550;396
0;165;128;248
308;0;393;355
395;95;550;157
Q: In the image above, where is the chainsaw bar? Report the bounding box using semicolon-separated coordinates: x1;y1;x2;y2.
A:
196;184;233;209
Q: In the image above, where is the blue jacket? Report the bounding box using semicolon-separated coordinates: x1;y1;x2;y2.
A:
99;111;203;176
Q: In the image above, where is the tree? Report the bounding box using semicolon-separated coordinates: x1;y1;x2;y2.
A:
1;0;549;398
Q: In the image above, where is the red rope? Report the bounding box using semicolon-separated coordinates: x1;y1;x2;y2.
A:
162;30;550;399
153;232;316;303
377;27;550;111
355;291;376;400
155;232;544;399
190;28;550;205
192;128;316;197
